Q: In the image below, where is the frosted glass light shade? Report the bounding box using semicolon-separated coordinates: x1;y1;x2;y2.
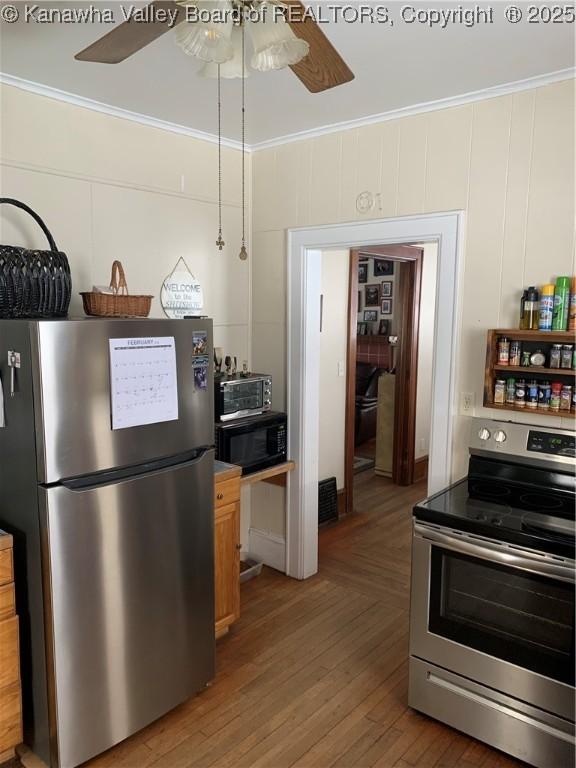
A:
175;0;234;64
199;26;247;78
248;3;309;71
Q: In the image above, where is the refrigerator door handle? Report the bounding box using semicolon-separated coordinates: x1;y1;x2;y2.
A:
61;446;214;491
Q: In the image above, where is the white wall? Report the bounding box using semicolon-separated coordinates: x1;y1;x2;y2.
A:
252;80;576;509
415;243;438;460
318;249;349;488
0;83;251;363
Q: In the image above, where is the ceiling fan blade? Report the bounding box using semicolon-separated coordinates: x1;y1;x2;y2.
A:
283;0;354;93
75;1;184;63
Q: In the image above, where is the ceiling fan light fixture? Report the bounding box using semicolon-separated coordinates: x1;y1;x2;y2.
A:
248;4;310;72
199;26;248;78
175;0;235;64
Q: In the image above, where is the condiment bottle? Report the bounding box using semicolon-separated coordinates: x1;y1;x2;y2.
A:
494;379;506;404
550;382;562;411
538;284;555;331
509;340;521;366
527;380;538;408
561;344;573;369
569;277;576;331
560;385;572;412
552;277;571;331
538;381;551;410
522;287;539;331
515;379;526;408
506;378;516;404
550;344;562;369
497;336;510;365
519;290;528;329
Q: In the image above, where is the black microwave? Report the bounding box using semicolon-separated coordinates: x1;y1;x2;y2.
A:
215;373;272;422
215;411;287;475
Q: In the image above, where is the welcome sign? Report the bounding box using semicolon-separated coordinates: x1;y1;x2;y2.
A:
161;260;204;319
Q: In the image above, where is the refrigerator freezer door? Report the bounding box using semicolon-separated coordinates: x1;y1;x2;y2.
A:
40;450;215;768
33;318;214;483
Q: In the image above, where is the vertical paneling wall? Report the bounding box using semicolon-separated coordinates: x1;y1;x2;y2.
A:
252;80;575;485
0;84;251;363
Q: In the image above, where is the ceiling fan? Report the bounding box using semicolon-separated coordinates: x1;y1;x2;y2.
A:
74;0;354;93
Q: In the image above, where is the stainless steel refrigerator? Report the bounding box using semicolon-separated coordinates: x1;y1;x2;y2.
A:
0;318;215;768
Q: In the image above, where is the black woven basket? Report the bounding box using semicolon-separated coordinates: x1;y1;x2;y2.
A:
0;198;71;318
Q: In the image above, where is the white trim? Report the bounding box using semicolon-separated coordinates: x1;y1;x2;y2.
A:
1;68;574;152
248;528;286;573
286;212;465;580
0;72;244;151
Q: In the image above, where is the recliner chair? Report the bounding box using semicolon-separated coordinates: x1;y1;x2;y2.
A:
354;363;388;446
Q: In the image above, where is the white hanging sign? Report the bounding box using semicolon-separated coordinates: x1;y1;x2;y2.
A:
161;259;204;319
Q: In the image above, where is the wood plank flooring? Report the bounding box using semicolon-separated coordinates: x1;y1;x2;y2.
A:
86;473;525;768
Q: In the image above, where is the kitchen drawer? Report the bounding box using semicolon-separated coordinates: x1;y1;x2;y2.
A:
215;477;240;510
0;681;22;754
0;617;19;689
0;584;15;622
0;550;13;587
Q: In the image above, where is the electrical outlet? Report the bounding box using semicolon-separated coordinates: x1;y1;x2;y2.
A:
461;392;475;413
337;361;345;377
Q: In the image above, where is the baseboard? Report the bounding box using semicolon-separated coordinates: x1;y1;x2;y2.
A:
414;455;429;482
248;528;286;573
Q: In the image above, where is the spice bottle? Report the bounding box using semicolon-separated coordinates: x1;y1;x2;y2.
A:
572;388;576;413
550;382;562;412
561;345;573;369
494;379;506;404
538;381;551;410
552;277;571;331
560;385;572;412
550;344;562;369
506;378;516;404
515;379;526;408
522;287;539;331
539;284;555;331
509;340;522;366
569;277;576;332
497;336;510;365
527;380;539;408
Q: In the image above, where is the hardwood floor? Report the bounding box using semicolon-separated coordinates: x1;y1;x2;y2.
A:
86;473;525;768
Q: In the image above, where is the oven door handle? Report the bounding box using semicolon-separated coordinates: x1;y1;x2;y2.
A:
414;522;575;583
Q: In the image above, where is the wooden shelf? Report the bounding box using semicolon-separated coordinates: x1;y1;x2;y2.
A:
493;365;575;377
240;461;295;487
492;329;575;342
487;403;575;418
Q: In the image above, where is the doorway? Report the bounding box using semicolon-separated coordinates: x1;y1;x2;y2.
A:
286;213;464;580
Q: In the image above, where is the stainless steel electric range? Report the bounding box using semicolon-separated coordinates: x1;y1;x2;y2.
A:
409;418;575;768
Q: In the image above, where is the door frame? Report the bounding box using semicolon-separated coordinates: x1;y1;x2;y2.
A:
345;245;423;512
285;212;465;580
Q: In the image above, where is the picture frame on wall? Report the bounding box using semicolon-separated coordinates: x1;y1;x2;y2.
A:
364;309;378;322
379;319;389;336
374;259;394;276
357;322;368;336
381;280;393;297
357;291;362;311
358;263;368;284
381;299;393;315
364;284;380;307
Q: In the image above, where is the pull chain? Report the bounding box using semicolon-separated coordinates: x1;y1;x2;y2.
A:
238;17;248;261
216;63;225;251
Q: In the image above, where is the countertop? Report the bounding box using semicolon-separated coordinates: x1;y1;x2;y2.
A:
0;530;13;550
214;461;242;482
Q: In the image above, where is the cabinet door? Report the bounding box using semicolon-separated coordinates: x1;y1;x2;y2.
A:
214;502;240;635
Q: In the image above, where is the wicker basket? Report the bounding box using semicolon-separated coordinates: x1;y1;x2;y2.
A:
80;261;153;317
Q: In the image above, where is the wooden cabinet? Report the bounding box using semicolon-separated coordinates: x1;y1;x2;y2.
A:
0;533;22;764
214;472;241;638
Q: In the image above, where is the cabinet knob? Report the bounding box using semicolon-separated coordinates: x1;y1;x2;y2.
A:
217;493;224;500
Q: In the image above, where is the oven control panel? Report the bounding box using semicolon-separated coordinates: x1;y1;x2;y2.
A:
527;431;576;458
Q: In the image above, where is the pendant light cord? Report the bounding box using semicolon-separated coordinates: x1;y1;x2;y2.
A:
216;64;225;250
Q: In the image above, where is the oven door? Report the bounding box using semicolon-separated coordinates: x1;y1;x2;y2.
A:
217;419;285;473
410;521;575;722
219;379;265;422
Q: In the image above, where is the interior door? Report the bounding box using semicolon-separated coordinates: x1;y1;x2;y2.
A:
33;318;214;483
40;450;215;768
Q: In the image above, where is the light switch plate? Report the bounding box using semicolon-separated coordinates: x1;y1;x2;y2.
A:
461;392;475;413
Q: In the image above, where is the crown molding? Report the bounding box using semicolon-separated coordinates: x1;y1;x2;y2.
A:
0;72;245;151
1;67;574;153
251;67;576;151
